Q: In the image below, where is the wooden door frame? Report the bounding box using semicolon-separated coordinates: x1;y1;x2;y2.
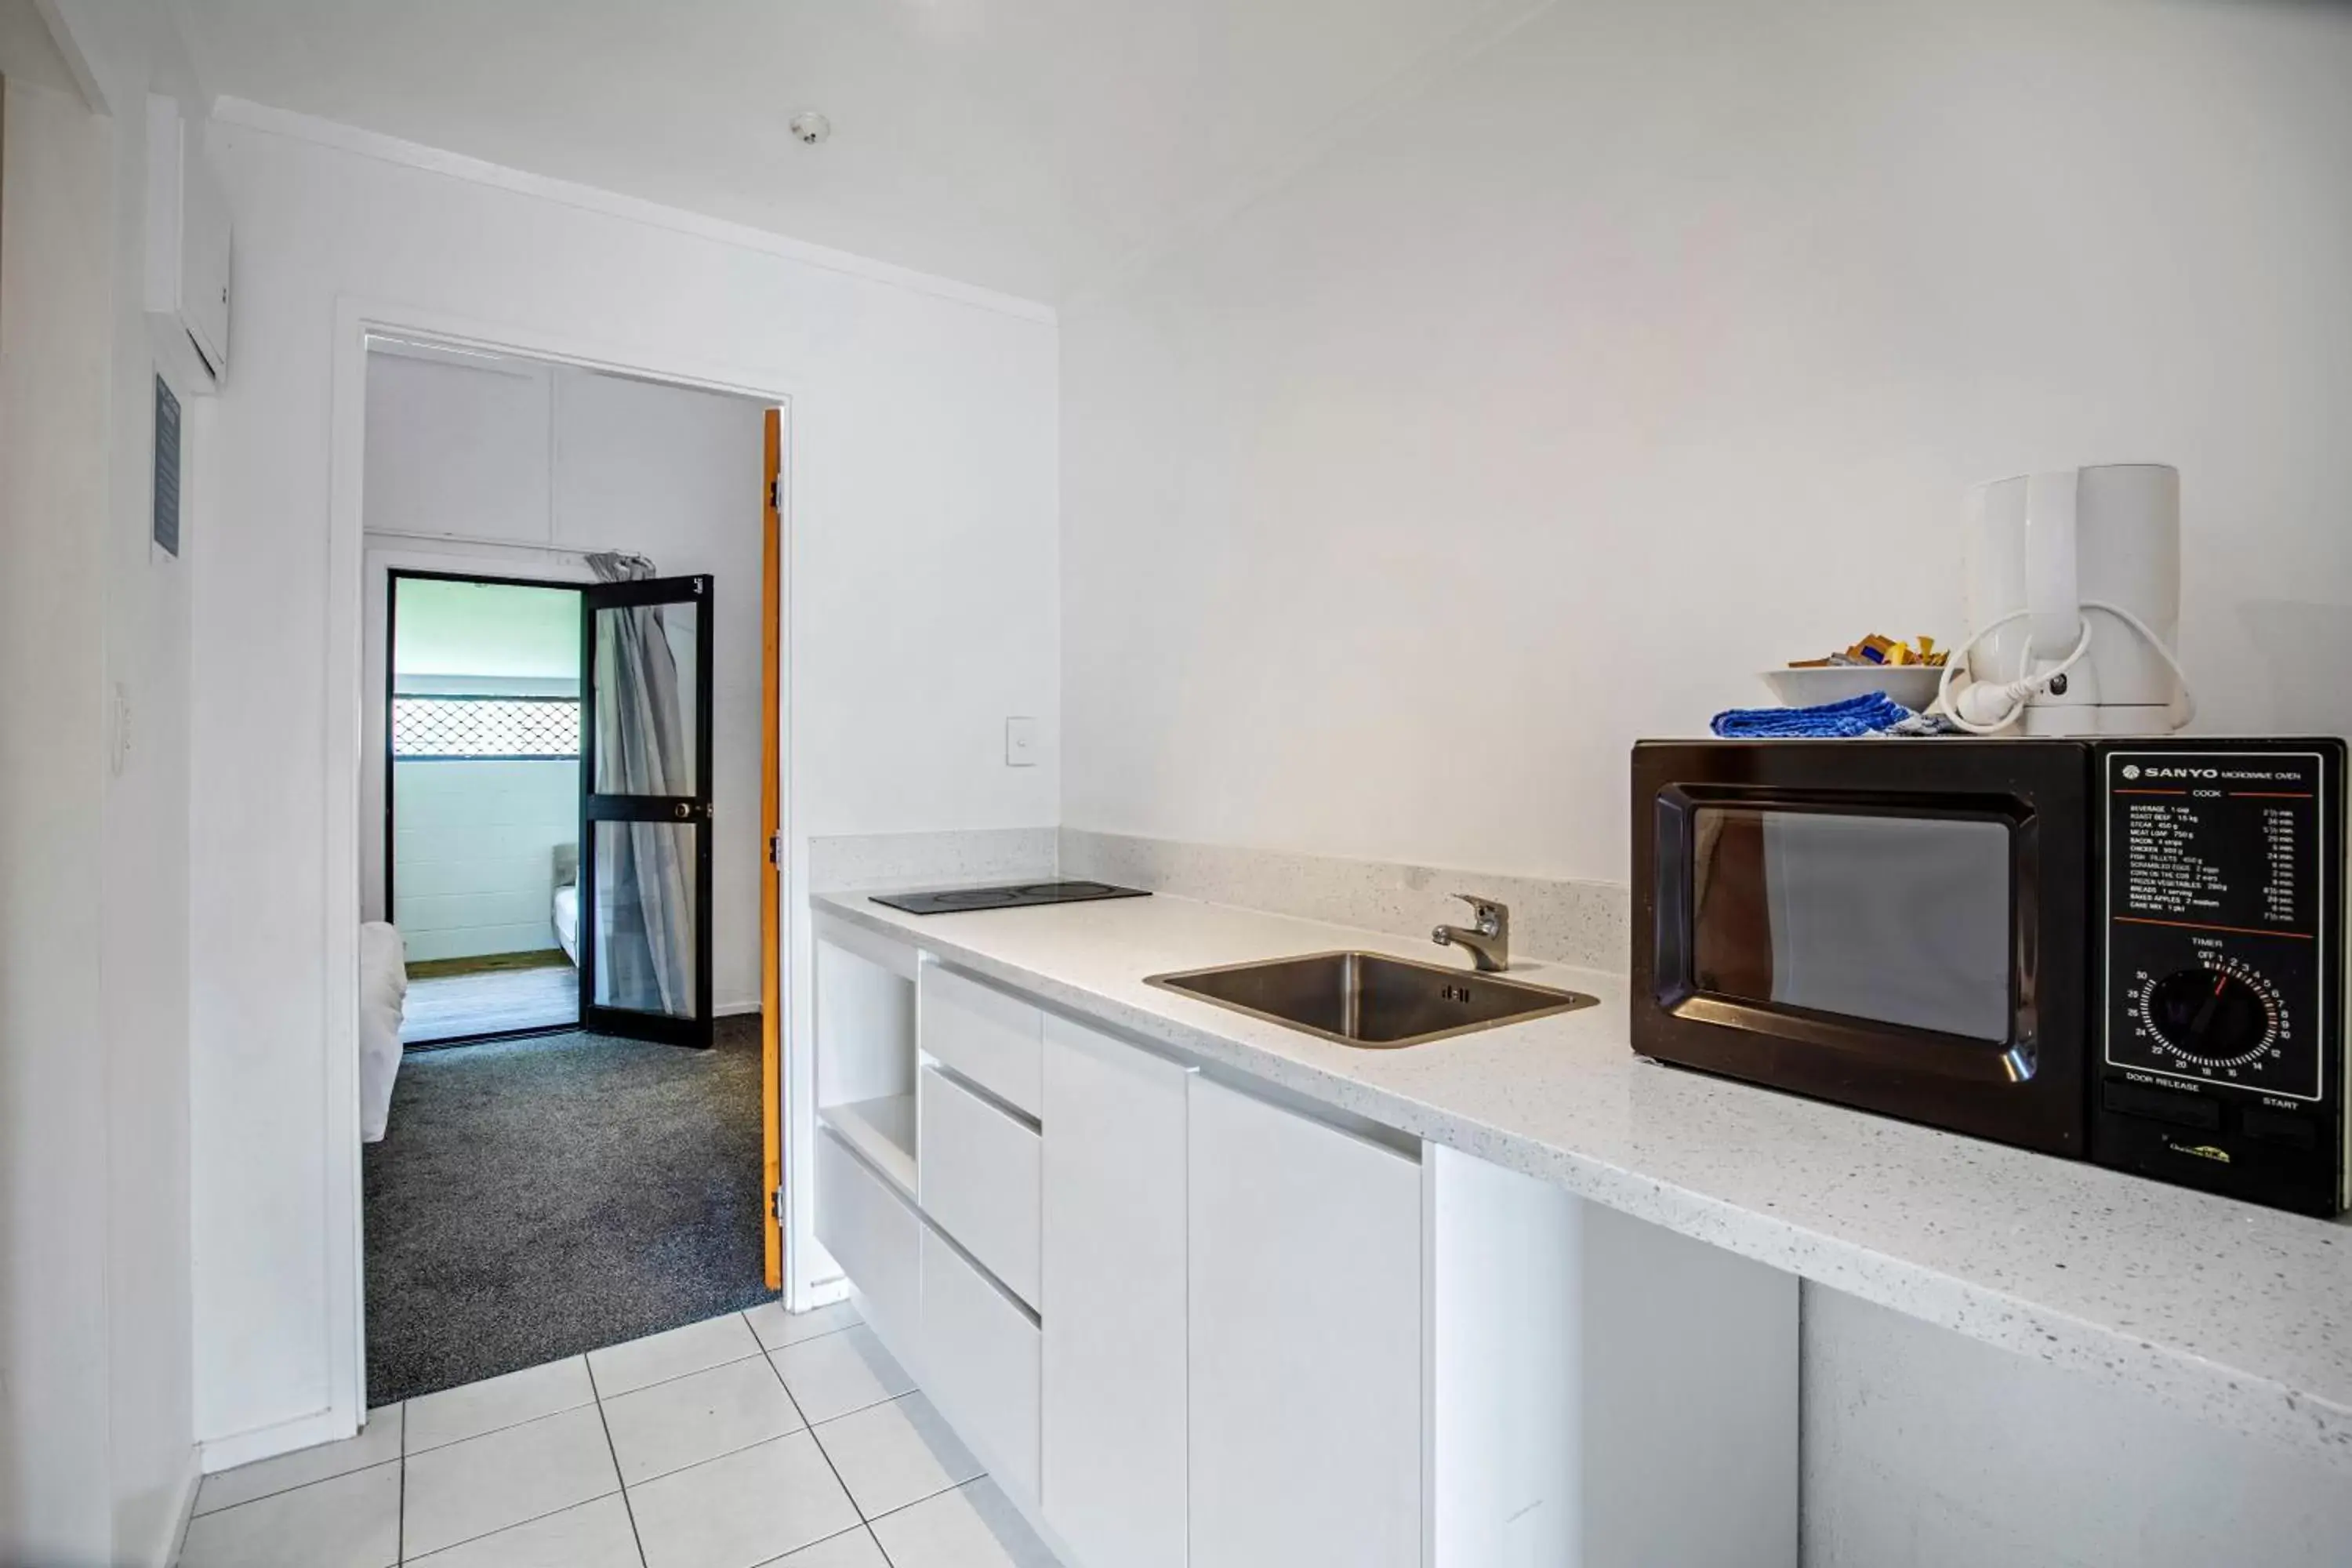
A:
760;408;784;1288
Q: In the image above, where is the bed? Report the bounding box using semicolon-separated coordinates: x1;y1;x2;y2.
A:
553;843;580;965
358;921;408;1142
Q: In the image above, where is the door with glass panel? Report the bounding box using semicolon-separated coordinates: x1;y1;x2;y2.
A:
580;574;716;1047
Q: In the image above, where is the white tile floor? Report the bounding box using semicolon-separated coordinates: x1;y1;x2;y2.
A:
183;1301;1064;1568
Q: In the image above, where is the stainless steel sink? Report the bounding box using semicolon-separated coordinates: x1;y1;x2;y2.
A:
1145;950;1595;1048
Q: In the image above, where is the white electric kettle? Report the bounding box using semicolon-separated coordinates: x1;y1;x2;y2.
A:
1943;463;2194;736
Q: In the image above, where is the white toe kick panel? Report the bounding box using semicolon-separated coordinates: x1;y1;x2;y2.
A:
813;925;1798;1568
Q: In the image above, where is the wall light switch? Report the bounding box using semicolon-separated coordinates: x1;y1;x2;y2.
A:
1005;716;1040;767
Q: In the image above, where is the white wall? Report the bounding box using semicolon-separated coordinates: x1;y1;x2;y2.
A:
392;760;579;960
191;111;1059;1454
1061;0;2352;885
365;347;554;546
1056;0;2352;1559
1;0;205;1561
0;67;118;1567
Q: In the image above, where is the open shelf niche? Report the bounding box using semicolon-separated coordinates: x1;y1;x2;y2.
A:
813;920;920;1200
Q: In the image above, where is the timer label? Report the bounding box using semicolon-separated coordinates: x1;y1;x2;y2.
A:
2104;752;2325;1102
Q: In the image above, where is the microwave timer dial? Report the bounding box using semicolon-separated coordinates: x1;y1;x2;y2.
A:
2126;956;2287;1077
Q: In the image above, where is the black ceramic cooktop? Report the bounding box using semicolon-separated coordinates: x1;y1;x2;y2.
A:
869;880;1151;916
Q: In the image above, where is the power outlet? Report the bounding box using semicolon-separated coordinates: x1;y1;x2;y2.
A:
1005;716;1040;768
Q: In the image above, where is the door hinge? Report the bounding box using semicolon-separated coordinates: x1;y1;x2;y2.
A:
767;830;782;866
768;478;779;510
770;1187;786;1223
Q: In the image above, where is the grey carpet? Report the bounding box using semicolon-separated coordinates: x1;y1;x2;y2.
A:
363;1014;771;1406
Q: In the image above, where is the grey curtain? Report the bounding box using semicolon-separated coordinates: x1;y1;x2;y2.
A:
586;552;696;1018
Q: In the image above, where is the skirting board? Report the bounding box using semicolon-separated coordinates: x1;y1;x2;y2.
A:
197;1403;358;1475
153;1452;203;1568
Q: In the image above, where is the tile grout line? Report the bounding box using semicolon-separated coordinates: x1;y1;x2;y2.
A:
199;1316;855;1563
802;1393;974;1526
191;1398;409;1523
862;1475;985;1530
379;1319;858;1557
856;1477;1046;1568
746;1520;889;1568
394;1312;829;1447
399;1490;631;1566
595;1318;849;1405
405;1400;638;1559
752;1317;861;1357
187;1454;405;1523
402;1382;602;1459
757;1320;873;1535
205;1313;851;1564
584;1356;652;1568
619;1423;819;1493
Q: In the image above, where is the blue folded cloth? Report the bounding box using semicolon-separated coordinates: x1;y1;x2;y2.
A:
1710;692;1915;739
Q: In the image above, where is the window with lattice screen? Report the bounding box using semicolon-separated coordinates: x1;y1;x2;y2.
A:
392;696;580;759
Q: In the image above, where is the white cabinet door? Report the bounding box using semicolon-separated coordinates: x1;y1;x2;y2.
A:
1040;1016;1191;1568
1187;1075;1422;1568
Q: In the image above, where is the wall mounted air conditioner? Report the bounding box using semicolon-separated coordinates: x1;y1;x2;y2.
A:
145;94;230;393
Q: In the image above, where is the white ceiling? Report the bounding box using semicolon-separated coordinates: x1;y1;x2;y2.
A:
173;0;1504;303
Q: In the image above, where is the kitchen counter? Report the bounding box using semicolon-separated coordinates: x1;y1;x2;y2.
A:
813;886;2352;1468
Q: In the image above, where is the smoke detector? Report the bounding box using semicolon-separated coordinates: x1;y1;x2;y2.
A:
789;111;833;146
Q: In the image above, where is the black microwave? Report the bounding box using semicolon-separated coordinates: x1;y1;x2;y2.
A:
1631;737;2346;1217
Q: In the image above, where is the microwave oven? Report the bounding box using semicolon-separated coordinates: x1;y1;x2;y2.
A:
1631;738;2346;1217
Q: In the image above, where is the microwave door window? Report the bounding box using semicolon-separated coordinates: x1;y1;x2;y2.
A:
1690;808;2013;1043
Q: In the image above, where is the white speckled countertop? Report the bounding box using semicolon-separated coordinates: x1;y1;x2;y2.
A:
813;886;2352;1468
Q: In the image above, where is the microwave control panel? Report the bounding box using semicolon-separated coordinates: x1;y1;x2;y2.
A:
2096;742;2344;1216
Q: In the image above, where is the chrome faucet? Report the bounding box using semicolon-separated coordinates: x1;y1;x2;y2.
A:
1432;894;1510;973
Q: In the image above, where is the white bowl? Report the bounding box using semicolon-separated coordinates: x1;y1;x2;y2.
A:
1759;665;1944;713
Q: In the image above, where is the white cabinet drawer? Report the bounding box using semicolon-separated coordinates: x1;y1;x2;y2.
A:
815;1127;920;1363
918;1065;1041;1310
920;1225;1041;1507
920;963;1043;1118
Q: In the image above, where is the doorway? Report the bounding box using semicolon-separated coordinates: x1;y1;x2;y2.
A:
354;333;786;1406
386;571;587;1047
